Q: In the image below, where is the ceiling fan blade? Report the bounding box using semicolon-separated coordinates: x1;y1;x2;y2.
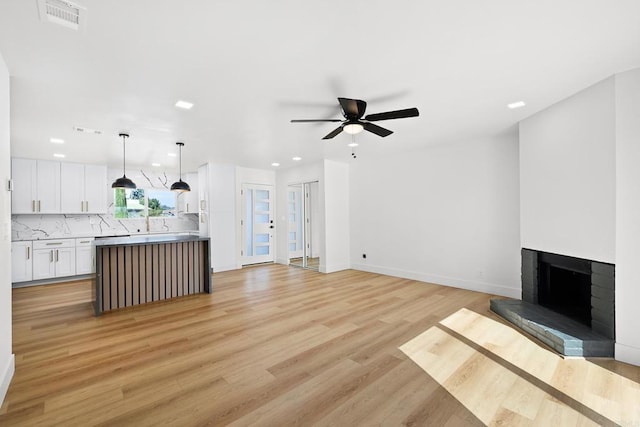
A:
322;126;344;140
363;122;393;137
364;107;419;122
291;119;343;123
338;97;367;119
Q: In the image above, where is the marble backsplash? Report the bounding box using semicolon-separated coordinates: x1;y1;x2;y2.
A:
12;213;199;241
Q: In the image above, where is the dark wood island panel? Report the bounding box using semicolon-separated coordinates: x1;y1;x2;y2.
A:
94;235;212;315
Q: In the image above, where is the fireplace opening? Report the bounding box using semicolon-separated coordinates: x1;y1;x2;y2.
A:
538;264;592;327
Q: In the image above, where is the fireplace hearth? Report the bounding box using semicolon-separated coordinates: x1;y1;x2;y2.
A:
491;249;615;357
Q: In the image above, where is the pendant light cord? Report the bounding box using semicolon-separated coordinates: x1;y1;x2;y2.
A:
122;134;126;176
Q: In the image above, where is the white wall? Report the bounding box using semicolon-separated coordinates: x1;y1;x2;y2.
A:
235;167;276;268
322;160;350;273
0;52;14;406
275;162;323;265
614;68;640;365
207;163;237;272
519;77;616;263
350;134;521;297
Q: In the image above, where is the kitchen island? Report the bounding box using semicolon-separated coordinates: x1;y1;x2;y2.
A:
94;235;211;315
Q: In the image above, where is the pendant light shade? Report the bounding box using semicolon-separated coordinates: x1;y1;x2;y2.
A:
112;133;136;189
170;142;191;192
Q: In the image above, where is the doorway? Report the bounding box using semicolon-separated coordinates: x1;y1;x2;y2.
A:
288;181;320;271
241;184;275;265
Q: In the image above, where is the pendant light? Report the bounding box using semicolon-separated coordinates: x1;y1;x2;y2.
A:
170;142;191;192
112;133;136;189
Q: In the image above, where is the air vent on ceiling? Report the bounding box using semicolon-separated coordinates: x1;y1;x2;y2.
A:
37;0;86;31
74;126;102;135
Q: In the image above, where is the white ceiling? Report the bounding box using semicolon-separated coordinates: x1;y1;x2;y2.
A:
1;0;639;173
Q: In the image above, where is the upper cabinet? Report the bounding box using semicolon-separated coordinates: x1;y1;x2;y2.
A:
11;158;61;214
61;163;107;214
12;158;107;214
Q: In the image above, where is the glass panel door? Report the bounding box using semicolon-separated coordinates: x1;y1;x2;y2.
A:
241;184;274;265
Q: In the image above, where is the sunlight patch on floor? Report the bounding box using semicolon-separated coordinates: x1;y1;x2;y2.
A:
399;308;640;426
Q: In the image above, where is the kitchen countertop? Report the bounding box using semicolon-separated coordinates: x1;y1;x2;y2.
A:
94;234;208;247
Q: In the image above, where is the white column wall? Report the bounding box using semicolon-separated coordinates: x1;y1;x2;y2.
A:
614;69;640;365
208;163;237;272
350;134;521;297
0;52;14;406
322;160;350;273
519;77;616;263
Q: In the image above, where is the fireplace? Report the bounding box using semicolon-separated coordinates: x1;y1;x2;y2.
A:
522;249;615;339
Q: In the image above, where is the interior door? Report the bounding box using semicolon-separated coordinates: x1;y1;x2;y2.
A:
242;184;274;265
288;185;303;259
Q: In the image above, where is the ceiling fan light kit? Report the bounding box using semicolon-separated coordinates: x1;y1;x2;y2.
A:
170;142;191;192
291;97;419;140
112;133;136;189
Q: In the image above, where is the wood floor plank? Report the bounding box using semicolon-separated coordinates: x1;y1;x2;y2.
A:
2;264;639;426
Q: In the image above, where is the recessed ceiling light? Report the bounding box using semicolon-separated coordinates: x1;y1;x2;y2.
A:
152;163;161;167
168;153;177;157
271;162;280;167
508;101;526;109
53;153;65;158
175;100;194;110
292;156;302;161
348;142;359;147
50;137;64;144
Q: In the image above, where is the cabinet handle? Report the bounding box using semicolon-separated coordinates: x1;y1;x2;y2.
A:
26;246;30;260
46;242;63;245
32;200;35;212
86;201;89;212
81;201;84;212
49;250;53;263
186;203;189;212
56;249;59;262
38;200;41;212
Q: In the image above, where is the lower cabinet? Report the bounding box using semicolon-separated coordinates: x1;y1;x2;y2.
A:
32;239;76;281
11;241;33;283
75;238;95;274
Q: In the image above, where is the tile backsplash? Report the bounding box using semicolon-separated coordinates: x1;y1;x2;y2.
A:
12;213;199;241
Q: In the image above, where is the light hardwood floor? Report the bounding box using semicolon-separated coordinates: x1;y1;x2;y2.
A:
1;265;639;426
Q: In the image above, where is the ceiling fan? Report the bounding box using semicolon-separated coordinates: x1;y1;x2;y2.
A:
291;97;419;139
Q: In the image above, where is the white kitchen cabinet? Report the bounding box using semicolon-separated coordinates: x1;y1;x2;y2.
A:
61;163;107;214
32;239;76;280
181;172;199;213
11;158;61;214
75;238;95;274
11;241;33;283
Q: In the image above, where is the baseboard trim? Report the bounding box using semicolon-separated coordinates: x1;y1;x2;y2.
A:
322;263;351;274
212;264;240;273
615;342;640;367
0;354;15;406
351;263;521;298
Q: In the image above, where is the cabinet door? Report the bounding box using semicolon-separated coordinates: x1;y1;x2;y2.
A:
84;164;107;214
75;245;95;274
11;241;33;283
11;158;36;214
182;172;199;213
60;163;85;213
54;247;76;277
36;160;61;213
33;249;55;280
